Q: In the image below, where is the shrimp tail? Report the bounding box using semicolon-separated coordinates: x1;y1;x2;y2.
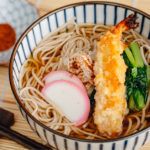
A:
113;13;139;33
121;13;139;29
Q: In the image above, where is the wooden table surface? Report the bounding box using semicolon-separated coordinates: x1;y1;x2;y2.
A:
0;0;150;149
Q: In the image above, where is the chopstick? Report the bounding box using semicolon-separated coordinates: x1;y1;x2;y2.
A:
0;124;51;150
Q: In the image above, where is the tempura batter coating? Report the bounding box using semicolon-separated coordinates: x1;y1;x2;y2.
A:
94;14;139;137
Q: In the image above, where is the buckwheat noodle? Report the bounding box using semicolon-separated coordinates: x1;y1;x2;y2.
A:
19;21;150;139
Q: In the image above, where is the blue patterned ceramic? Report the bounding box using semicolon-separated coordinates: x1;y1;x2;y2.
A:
9;2;150;150
0;0;38;64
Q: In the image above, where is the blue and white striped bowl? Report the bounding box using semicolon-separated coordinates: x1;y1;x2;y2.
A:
9;2;150;150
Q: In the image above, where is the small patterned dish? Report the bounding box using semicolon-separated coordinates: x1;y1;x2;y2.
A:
0;0;38;65
9;1;150;150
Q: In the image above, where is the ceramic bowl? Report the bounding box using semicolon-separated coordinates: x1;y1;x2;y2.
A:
0;0;38;64
9;1;150;150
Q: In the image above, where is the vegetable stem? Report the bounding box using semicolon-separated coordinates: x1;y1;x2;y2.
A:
125;47;136;67
133;90;145;110
129;95;135;110
147;66;150;86
130;42;144;68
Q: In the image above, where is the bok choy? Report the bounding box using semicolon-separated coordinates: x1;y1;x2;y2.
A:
123;42;149;111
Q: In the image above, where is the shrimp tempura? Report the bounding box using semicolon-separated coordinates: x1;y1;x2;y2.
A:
94;14;139;137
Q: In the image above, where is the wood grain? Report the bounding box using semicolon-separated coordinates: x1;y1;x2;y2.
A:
0;0;150;149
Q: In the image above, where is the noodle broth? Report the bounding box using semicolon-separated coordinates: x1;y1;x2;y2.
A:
19;22;150;140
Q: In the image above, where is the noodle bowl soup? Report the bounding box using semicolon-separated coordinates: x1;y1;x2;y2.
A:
9;2;150;150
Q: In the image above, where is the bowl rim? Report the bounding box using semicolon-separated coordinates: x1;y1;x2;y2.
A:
9;1;150;143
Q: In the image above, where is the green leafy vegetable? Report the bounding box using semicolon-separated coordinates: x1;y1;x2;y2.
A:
133;90;145;110
89;89;96;115
130;42;144;67
131;67;137;78
129;95;136;110
124;47;136;67
147;66;150;86
123;51;132;67
123;42;149;111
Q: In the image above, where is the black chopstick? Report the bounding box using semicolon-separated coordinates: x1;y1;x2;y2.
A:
0;124;51;150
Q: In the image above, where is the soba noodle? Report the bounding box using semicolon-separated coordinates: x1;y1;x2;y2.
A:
19;21;150;139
